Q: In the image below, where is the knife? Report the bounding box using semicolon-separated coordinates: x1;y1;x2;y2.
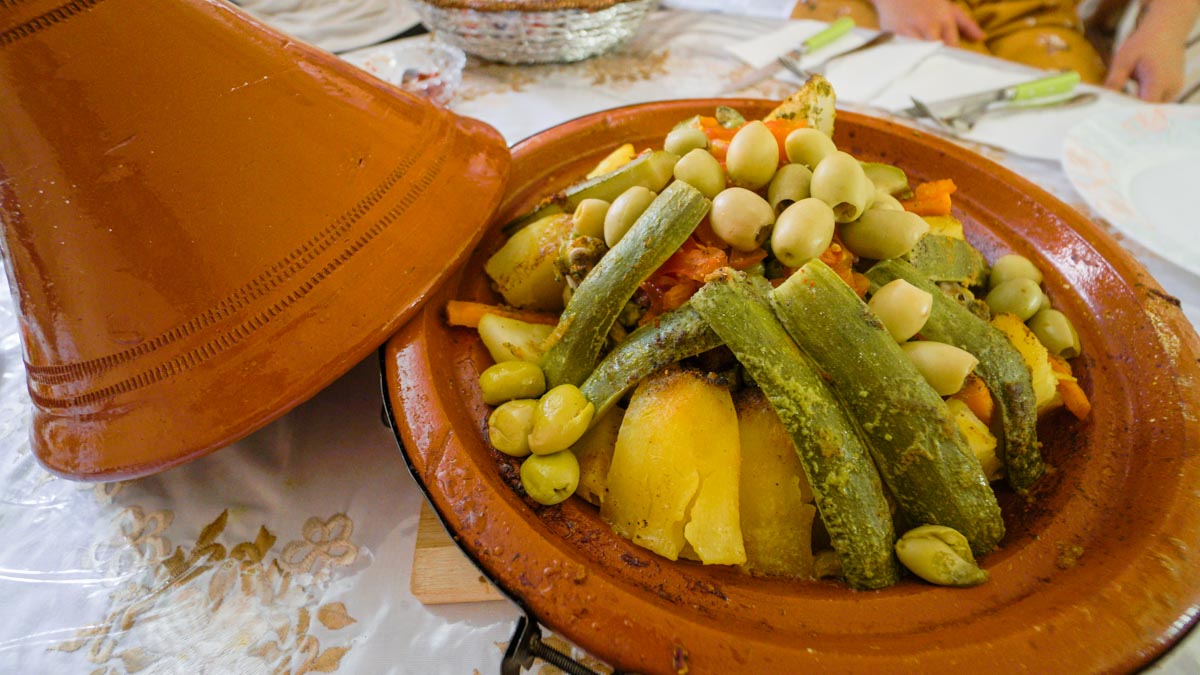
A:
722;17;856;94
897;71;1082;121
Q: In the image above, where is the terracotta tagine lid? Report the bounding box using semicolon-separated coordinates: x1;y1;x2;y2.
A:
0;0;510;480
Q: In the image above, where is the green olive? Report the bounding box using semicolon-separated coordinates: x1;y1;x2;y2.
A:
901;341;979;396
528;384;595;455
664;126;709;156
603;186;657;248
478;360;546;405
985;278;1043;320
487;399;537;457
571;198;610;239
871;191;904;211
810;151;872;223
771;197;834;268
726;120;779;190
1028;308;1081;358
767;163;814;211
519;450;581;505
839;208;930;260
989;253;1043;289
784;127;837;170
673;148;726;198
868;278;933;342
711;187;775;252
894;525;988;587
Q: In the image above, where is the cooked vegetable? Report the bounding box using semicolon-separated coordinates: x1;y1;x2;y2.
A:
894;525;988;587
867;260;1044;491
488;399;538;458
988;253;1043;289
767;163;814;211
1049;354;1091;419
571;407;622;506
477;313;554;364
690;269;899;589
867;278;932;342
900;179;956;217
726;121;779;190
1028;308;1081;358
989;313;1059;414
736;389;817;579
711;187;774;251
673;148;725;198
773;260;1004;554
540;181;710;387
950;373;994;426
601;368;746;564
478;361;546;405
484;212;575;311
445;300;558;329
771;198;835;268
811;151;872;223
528;384;595;455
604;186;658;248
839;208;930;260
571;198;610;239
520;450;581;506
765;74;836;137
587;143;636;178
563;149;679;212
861;161;909;196
664;126;709;156
902;234;988;286
986;278;1043;320
946;398;1002;482
784;127;837;170
900;341;979;396
924;215;965;239
579;303;722;422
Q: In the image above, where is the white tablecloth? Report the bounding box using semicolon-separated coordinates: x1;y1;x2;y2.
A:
1;8;1197;674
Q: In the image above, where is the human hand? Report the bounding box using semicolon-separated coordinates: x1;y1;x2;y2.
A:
871;0;985;47
1104;0;1197;102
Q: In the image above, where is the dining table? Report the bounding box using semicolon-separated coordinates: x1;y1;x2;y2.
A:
1;5;1198;673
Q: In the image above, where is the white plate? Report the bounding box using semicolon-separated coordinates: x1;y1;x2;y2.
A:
1062;105;1200;277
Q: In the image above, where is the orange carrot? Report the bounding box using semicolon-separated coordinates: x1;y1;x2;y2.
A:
1049;355;1092;420
764;118;806;165
902;178;957;217
729;247;768;271
445;300;558;328
951;373;995;427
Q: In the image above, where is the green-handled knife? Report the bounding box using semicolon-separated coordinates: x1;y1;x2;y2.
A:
899;71;1082;129
722;17;856;93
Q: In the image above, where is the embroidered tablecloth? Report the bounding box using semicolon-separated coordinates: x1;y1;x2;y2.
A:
1;8;1197;674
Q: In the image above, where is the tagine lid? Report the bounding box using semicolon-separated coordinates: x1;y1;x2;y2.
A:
0;0;511;479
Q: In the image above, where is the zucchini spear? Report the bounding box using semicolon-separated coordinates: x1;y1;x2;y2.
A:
772;260;1004;554
579;304;722;423
691;269;899;590
540;181;710;387
867;259;1044;491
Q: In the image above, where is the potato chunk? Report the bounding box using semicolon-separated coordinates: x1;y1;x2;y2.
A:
570;407;622;507
736;389;816;578
484;213;573;311
602;368;745;564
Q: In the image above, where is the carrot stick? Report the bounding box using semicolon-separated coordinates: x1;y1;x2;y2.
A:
902;179;957;217
1049;355;1091;420
445;300;558;328
950;373;995;427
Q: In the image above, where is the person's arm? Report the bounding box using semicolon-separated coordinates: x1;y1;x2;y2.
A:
870;0;984;47
1105;0;1200;101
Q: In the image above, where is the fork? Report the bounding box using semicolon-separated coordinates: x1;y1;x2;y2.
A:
778;30;895;80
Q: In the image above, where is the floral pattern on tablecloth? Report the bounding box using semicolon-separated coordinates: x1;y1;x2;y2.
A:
51;503;362;674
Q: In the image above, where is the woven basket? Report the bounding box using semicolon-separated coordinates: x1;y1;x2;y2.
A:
412;0;658;64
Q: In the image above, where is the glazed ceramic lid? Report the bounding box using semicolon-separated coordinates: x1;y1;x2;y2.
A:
383;100;1200;673
0;0;510;479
